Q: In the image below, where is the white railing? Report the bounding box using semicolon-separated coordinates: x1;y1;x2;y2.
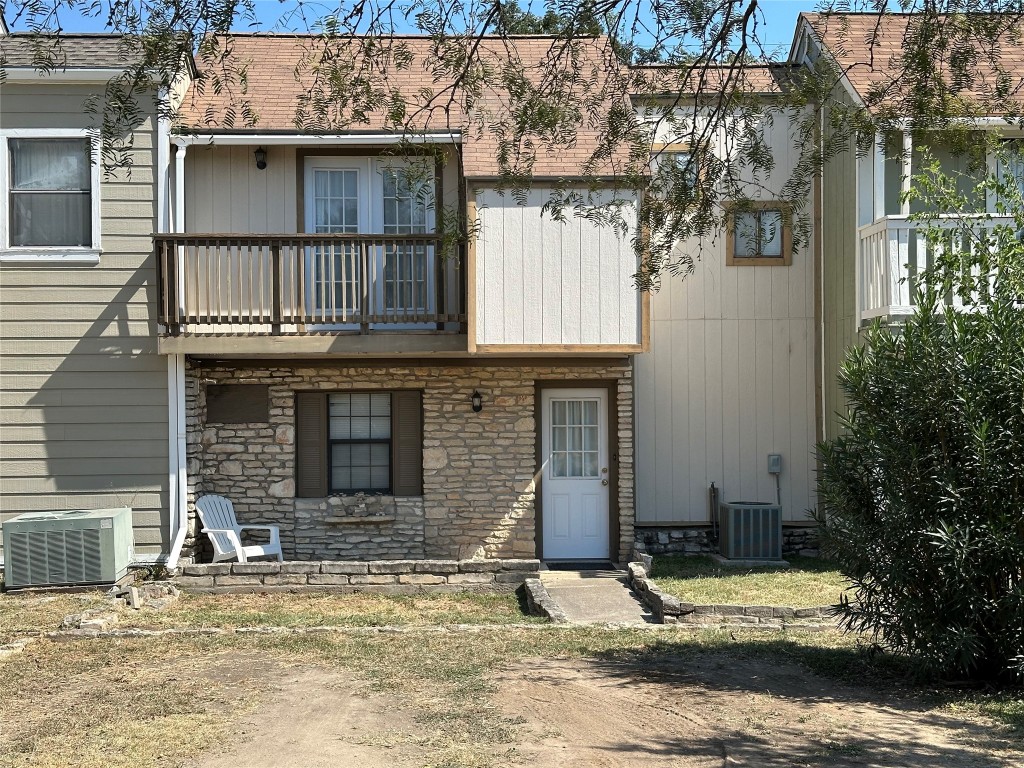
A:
856;214;1014;323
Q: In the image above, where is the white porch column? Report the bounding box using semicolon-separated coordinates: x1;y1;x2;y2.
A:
900;131;912;215
873;132;886;222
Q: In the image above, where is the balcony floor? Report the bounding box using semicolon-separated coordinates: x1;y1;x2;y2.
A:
159;332;469;358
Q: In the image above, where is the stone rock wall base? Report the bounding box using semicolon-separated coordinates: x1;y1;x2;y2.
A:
173;559;541;595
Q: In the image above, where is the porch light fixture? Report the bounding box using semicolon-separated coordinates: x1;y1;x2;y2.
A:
471;390;483;413
254;146;267;170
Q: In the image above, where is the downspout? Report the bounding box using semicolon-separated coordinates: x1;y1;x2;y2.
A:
165;139;190;569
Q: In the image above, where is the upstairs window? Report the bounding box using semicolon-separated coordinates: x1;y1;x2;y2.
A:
726;203;793;266
1;131;100;259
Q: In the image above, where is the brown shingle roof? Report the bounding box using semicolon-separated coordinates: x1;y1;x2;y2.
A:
0;33;135;69
179;34;632;178
803;12;1024;113
632;63;791;96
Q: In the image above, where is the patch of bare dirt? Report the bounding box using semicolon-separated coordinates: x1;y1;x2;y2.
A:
493;657;1024;767
187;666;426;768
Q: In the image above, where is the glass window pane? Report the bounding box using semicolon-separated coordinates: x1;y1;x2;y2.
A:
551;401;566;426
344;170;358;198
370;443;390;464
349;443;370;466
350;394;371;416
370;393;391;415
584;452;599;477
331;466;351;490
315;171;329;198
583;400;598;426
370;466;390;489
350;466;371;489
734;212;758;257
329;171;345;198
315;199;329;229
568;427;582;451
551;453;567;477
349;417;371;440
329;417;350;440
583;427;598;451
760;210;783;257
10;192;90;247
344;199;358;226
329;394;351;416
370;416;391;439
568;453;583;477
567;400;582;426
552;426;567;451
10;138;90;190
329;200;344;227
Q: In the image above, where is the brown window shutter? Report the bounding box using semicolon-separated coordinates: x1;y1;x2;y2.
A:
391;390;423;496
295;392;328;498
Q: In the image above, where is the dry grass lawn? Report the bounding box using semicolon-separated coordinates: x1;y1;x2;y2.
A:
651;555;851;608
1;628;1022;768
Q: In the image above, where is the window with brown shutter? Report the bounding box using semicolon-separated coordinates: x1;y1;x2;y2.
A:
294;390;422;498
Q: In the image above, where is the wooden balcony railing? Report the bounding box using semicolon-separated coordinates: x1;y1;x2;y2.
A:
856;214;1014;323
156;234;464;335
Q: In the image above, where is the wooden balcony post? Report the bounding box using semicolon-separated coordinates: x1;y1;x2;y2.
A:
360;240;370;334
271;240;282;335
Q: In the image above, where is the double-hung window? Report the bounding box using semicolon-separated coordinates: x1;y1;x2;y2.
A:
1;131;101;262
295;389;423;499
328;392;393;493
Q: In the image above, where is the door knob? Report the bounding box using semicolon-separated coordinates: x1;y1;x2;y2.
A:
601;479;609;486
601;467;608;473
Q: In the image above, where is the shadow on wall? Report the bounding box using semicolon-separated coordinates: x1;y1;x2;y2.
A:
6;114;170;554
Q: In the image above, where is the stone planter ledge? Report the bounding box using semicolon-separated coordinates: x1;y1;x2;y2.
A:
171;559;541;594
626;562;836;628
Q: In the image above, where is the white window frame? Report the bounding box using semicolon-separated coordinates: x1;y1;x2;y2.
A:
0;128;102;265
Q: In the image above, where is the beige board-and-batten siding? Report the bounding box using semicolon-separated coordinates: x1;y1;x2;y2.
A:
0;83;170;555
634;107;819;525
472;187;642;349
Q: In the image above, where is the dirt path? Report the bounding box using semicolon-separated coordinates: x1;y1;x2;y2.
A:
494;657;1023;767
189;656;1022;768
186;668;427;768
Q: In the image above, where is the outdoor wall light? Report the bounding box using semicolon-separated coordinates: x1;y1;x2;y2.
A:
471;390;483;413
254;146;268;170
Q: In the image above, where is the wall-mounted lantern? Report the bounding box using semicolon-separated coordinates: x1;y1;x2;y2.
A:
471;390;483;413
254;147;267;170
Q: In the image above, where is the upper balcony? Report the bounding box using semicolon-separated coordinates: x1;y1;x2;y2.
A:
155;232;466;356
157;136;646;358
856;214;1013;322
852;129;1015;324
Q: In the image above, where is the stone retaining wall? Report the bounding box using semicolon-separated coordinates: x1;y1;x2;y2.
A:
173;559;541;594
634;525;820;558
626;562;833;628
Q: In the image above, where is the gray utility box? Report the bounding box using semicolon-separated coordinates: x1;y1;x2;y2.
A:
718;501;782;560
3;507;135;588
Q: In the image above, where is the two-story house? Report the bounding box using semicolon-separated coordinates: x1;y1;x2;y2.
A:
2;13;1012;569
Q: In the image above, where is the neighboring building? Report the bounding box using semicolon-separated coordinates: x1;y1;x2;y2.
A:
1;15;1014;566
0;34;178;561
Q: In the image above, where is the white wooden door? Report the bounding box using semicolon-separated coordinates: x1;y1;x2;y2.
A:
541;388;610;560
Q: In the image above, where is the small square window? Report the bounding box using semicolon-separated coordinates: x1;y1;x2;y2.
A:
328;392;392;493
727;204;792;266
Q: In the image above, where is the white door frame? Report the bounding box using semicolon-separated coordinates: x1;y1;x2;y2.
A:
539;386;612;561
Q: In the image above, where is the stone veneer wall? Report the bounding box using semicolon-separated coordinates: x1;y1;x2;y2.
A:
186;361;634;562
635;525;820;558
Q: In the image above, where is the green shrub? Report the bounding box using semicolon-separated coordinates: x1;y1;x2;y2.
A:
817;293;1024;680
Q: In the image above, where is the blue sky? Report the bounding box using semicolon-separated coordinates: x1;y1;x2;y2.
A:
5;0;819;53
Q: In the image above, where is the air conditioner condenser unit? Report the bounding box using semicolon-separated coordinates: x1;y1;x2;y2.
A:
718;501;782;560
2;507;135;588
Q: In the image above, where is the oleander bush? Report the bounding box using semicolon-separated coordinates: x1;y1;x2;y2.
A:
818;288;1024;680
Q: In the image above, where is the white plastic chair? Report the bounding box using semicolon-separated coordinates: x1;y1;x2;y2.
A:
195;495;283;563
